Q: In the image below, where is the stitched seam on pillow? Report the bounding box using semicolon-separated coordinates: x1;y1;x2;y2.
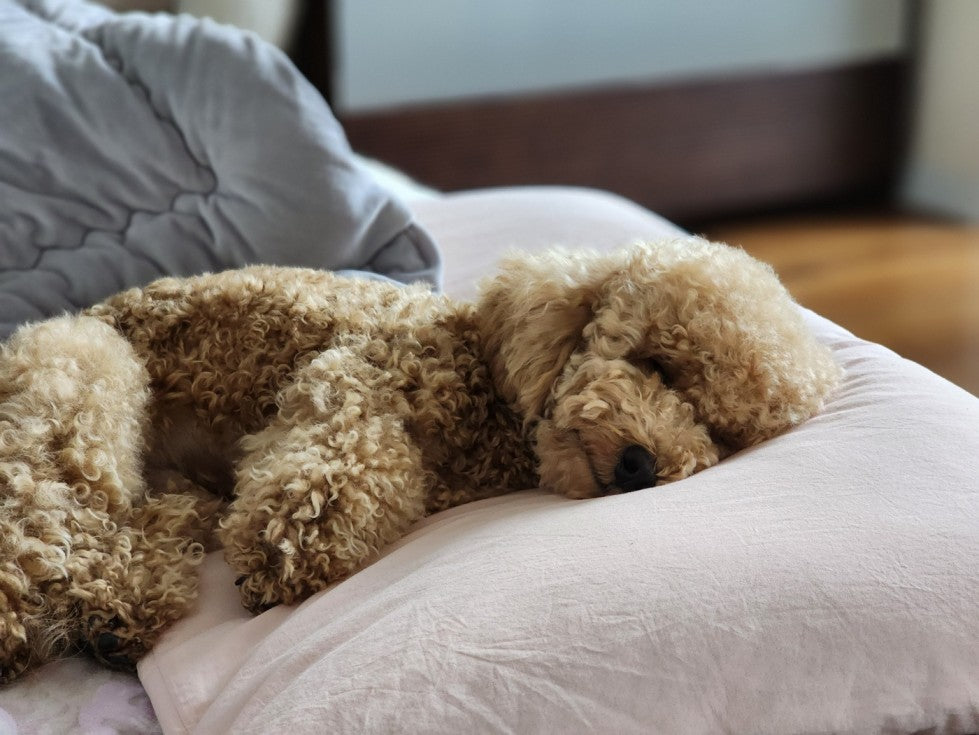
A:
11;4;220;288
17;3;215;178
88;40;218;181
12;204;218;311
0;287;69;318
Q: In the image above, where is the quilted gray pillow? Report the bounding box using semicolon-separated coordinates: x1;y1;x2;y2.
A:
0;0;441;338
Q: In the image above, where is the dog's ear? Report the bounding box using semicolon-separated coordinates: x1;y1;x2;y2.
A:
581;238;841;448
477;250;619;420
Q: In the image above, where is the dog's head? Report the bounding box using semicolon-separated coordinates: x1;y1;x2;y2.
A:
477;237;841;499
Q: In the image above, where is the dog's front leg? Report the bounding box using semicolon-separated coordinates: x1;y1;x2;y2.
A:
0;315;151;681
72;488;212;670
219;347;428;613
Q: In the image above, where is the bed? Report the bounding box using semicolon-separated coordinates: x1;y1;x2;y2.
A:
2;2;978;733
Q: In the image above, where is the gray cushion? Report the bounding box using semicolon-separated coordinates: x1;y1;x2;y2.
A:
0;0;441;338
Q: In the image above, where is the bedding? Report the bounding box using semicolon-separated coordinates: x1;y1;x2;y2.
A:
0;657;160;735
0;0;437;731
4;186;979;734
138;188;979;735
0;0;440;341
2;2;978;734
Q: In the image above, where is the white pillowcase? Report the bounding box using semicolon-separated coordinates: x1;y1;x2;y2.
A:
139;188;979;735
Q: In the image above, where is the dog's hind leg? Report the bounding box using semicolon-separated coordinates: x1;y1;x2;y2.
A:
219;346;429;613
0;315;150;681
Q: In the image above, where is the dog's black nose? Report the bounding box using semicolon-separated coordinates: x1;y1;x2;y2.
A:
614;445;657;492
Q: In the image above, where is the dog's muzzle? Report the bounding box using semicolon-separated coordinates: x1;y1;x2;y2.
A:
613;445;658;492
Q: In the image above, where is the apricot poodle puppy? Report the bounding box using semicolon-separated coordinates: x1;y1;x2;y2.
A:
0;237;840;682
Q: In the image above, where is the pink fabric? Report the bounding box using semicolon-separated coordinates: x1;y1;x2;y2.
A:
138;188;979;735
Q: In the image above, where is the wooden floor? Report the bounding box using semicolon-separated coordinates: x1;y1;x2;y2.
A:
701;213;979;396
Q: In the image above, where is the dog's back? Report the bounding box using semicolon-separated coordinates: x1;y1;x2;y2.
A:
84;266;444;491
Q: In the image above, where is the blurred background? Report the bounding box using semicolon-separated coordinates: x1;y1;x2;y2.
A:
105;0;979;395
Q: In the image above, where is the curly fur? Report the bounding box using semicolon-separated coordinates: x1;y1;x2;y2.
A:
0;238;840;682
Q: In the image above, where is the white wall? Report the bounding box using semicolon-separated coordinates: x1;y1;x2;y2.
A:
334;0;907;112
902;0;979;222
176;0;300;49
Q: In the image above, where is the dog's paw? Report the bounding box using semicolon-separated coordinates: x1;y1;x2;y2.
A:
235;572;281;614
83;615;145;671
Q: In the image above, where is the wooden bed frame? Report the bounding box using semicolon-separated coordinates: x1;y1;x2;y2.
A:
290;3;915;225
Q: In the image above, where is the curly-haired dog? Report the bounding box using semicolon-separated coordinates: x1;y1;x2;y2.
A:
0;238;840;682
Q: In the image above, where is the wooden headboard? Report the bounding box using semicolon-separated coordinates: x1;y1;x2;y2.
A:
291;3;914;226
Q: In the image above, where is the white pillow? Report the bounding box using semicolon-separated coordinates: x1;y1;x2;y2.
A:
139;268;979;734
